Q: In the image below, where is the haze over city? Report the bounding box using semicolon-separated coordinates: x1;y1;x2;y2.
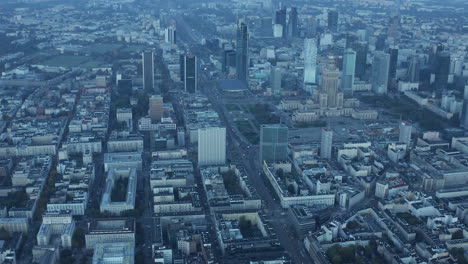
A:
0;0;467;263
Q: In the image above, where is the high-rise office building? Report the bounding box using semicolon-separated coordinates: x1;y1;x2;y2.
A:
375;35;386;51
429;44;444;71
407;55;420;83
287;7;298;38
270;66;282;94
321;67;340;107
303;38;317;85
320;128;333;160
149;95;163;123
236;21;249;81
345;33;358;49
164;26;176;44
388;46;399;81
433;51;450;90
371;51;390;94
198;127;226;166
352;41;368;80
342;49;356;93
259;124;288;163
399;122;412;145
275;8;287;38
183;55;197;93
142;51;155;92
327;10;338;32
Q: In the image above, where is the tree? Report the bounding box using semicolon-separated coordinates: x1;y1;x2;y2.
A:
287;184;295;195
72;227;86;248
276;168;284;180
452;229;464;240
239;216;254;238
346;220;361;230
0;228;10;240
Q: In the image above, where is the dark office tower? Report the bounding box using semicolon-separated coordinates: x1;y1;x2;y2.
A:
407;55;420;82
305;17;317;38
287;7;298;38
434;51;450;90
327;10;338;32
352;41;368;79
375;35;387;51
345;33;358;49
429;44;444;71
275;8;287;37
179;54;185;81
388;46;399;80
236;21;249;81
222;50;236;74
183;55;197;93
142;51;155;92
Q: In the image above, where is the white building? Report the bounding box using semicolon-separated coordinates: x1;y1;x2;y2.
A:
198;127;226;166
303;38;317;85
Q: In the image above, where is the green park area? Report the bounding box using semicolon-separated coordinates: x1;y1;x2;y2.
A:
360;95;458;131
246;103;280;124
111;177;129;202
221;169;243;195
295;120;328;128
42;55;89;68
326;240;384;264
235;119;259;145
226;103;241;111
83;43;122;54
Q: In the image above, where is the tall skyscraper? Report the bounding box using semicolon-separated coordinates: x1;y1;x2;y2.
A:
352;41;368;80
164;26;176;44
342;49;356;93
388;46;399;81
149;95;163;123
275;8;287;37
399;122;412;145
287;7;298;38
320;128;333;160
407;55;420;83
142;51;155;92
183;55;197;93
259;124;288;163
327;10;338;32
433;51;450;90
375;35;386;51
198;127;226;166
236;21;249;81
270;66;282;94
303;38;317;85
321;67;340;107
371;51;390;94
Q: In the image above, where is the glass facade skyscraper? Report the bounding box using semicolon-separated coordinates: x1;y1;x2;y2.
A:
259;124;289;163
